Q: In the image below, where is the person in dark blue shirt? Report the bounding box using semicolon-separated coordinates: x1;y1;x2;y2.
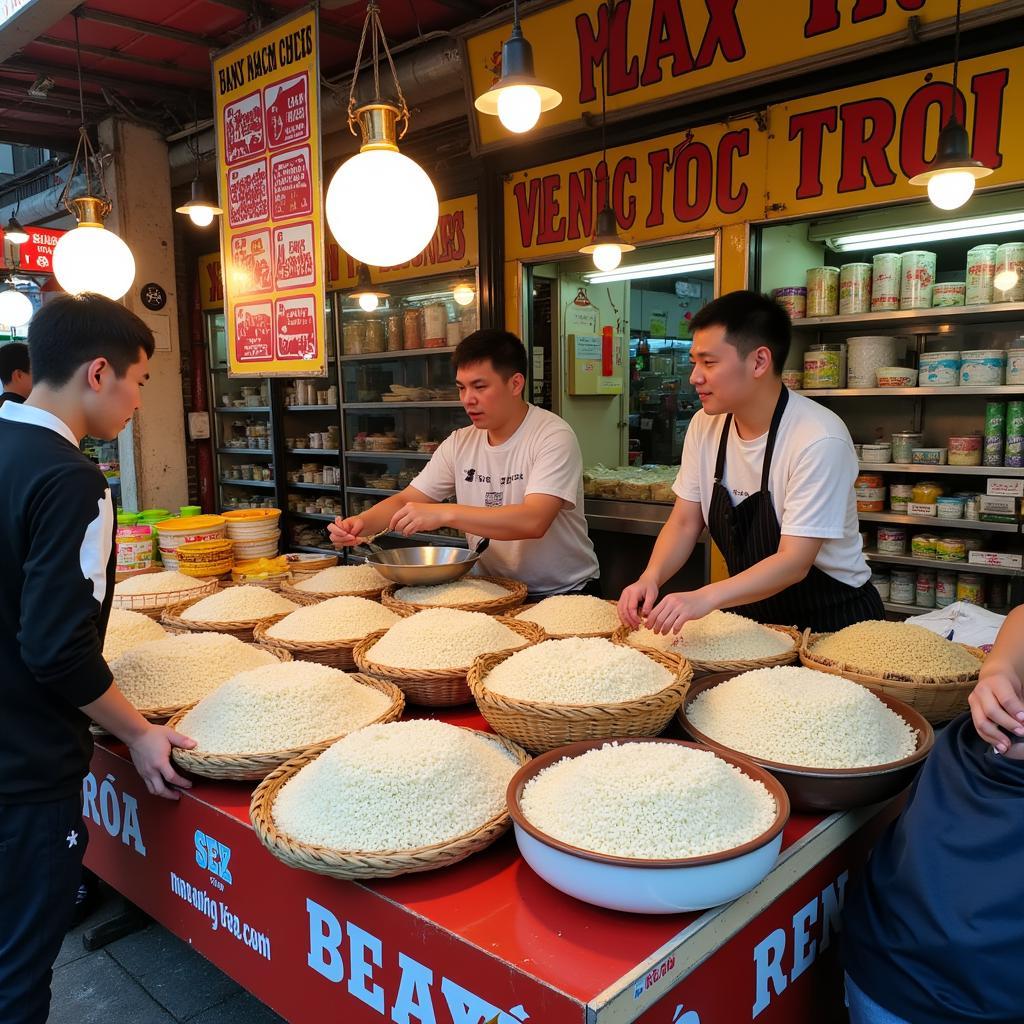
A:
842;606;1024;1024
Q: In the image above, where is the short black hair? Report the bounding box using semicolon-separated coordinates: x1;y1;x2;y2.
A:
28;293;155;387
453;329;528;380
0;341;30;386
690;290;791;373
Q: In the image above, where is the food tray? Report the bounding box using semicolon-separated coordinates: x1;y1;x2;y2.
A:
112;577;219;619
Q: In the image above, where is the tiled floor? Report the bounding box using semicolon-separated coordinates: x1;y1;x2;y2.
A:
50;885;285;1024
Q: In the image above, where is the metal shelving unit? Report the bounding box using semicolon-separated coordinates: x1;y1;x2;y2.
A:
792;302;1024;331
287;448;340;456
857;462;1024;477
219;478;275;490
344;449;432;460
339;345;459;363
347;486;400;496
290;482;342;492
342;400;464;410
858;512;1019;533
796;385;1024;398
217;447;273;457
865;550;1019;576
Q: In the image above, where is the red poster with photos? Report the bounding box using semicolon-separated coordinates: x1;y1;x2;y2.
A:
274;221;316;290
270;146;312;220
214;8;325;376
264;72;309;149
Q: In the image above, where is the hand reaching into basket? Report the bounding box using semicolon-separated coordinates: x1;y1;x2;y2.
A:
618;574;659;628
328;515;365;547
644;589;715;636
127;724;197;800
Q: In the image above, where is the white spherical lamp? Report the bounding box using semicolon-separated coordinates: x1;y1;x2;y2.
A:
0;287;33;327
326;104;438;269
579;204;634;272
591;244;623;273
358;291;380;312
452;283;475;307
497;85;543;134
926;170;977;211
909;118;992;212
53;198;135;301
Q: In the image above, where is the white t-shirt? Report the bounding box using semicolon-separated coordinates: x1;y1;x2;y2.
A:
411;405;599;596
673;391;869;588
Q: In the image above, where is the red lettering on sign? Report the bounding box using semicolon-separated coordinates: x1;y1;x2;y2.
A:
672;139;713;223
805;0;926;37
567;170;594;241
789;107;838;199
206;261;224;304
837;97;897;192
694;0;745;71
576;0;638;103
275;294;317;360
646;148;671;228
899;81;964;178
716;130;749;214
227;159;269;227
449;211;467;261
537;174;566;245
513;178;542;250
612;157;638;230
640;0;694;87
971;67;1009;170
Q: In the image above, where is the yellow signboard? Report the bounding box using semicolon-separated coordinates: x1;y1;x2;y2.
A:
213;7;327;377
326;195;480;290
198;252;224;311
766;46;1022;217
503;116;765;262
465;0;1009;151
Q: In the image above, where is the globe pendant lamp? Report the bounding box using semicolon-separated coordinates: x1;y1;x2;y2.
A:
908;0;992;210
349;262;389;312
52;15;135;300
176;178;222;228
325;1;438;268
0;283;33;327
473;0;561;134
580;9;633;271
452;282;475;306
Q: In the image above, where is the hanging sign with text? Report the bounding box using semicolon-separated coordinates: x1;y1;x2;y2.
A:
212;6;326;377
15;225;66;273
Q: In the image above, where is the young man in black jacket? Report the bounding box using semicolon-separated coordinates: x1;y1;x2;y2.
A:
0;340;32;407
0;293;196;1024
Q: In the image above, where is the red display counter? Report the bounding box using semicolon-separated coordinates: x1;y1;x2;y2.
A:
85;709;894;1024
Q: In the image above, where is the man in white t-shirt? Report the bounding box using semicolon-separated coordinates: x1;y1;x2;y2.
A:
619;290;881;634
328;330;599;597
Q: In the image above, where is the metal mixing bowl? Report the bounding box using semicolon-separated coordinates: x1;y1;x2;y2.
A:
365;546;481;586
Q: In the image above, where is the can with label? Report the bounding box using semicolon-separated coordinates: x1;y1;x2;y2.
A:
781;370;804;389
890;482;914;513
871;253;902;311
839;263;872;315
911;534;938;558
994;240;1024;302
773;287;807;319
806;267;840;317
957;573;985;605
966;243;998;305
918;350;961;386
932;282;966;307
871;572;891;601
877;525;907;554
803;344;843;388
936;571;957;608
985;401;1006;467
855;473;886;512
1008;337;1024;386
947;435;983;466
891;432;923;463
935;536;967;561
915;570;937;608
900;251;937;309
891;569;916;605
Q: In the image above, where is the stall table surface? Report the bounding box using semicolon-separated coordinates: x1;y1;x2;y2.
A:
85;706;894;1024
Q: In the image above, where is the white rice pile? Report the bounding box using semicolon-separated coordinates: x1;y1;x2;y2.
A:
367;608;528;669
484;638;673;704
521;742;776;859
394;579;509;605
177;663;392;753
112;632;277;709
811;620;981;679
628;609;793;661
687;666;917;768
115;571;207;596
273;720;518;850
293;564;388;594
103;609;167;662
266;596;399;643
180;585;298;623
515;595;620;636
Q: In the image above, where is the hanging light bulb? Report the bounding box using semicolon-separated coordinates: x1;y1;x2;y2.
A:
325;2;439;267
348;261;389;313
474;0;561;134
4;215;29;245
0;285;33;327
452;283;475;306
908;0;992;210
176;178;222;228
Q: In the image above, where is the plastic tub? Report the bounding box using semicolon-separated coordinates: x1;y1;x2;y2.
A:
932;282;966;307
918;351;961;386
847;336;898;388
960;350;1006;386
876;367;917;387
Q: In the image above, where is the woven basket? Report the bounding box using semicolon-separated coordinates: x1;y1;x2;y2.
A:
220;575;291;592
279;580;386;605
381;576;528;617
352;617;541;706
253;618;401;670
467;645;693;753
166;674;405;781
112;577;219;619
513;599;622;639
612;623;802;674
249;730;529;880
161;596;296;643
800;632;985;724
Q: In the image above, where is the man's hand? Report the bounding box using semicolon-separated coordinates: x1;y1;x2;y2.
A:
970;660;1024;753
127;724;196;801
390;503;450;537
618;575;660;628
645;588;714;636
328;515;365;547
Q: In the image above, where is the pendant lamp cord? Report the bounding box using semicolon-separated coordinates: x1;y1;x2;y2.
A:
348;1;410;139
951;0;961;102
601;0;610;206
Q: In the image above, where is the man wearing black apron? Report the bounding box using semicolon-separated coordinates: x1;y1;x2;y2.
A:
619;290;882;634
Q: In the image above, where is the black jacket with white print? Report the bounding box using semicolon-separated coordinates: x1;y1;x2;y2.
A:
0;406;115;802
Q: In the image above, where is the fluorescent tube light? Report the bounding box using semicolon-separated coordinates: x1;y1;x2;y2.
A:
583;254;715;284
828;211;1024;251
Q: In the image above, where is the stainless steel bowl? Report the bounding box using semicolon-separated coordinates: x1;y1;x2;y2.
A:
365;546;481;585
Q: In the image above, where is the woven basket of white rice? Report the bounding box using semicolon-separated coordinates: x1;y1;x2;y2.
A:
161;585;299;642
112;571;218;618
253;596;401;670
353;608;540;706
103;609;167;662
801;621;985;724
249;720;529;880
467;637;692;753
680;668;934;811
166;664;404;780
280;563;389;604
110;632;291;720
514;595;621;638
381;575;528;616
614;610;801;673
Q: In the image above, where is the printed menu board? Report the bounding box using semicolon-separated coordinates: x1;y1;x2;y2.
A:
212;6;326;377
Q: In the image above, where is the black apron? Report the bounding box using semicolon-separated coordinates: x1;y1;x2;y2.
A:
705;386;883;632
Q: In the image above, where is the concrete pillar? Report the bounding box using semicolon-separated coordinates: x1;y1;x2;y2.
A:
100;117;189;512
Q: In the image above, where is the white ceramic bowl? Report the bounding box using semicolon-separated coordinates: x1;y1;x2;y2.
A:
507;739;789;915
